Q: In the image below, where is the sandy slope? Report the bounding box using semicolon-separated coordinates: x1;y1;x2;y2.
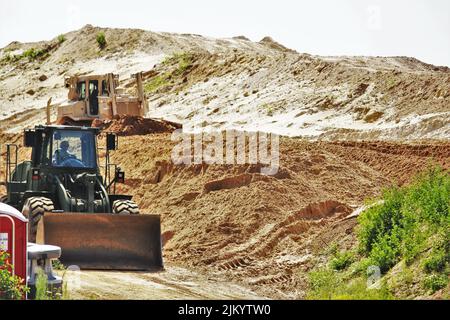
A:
1;25;449;140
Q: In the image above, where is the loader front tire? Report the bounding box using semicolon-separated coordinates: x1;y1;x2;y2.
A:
22;197;54;243
112;200;140;215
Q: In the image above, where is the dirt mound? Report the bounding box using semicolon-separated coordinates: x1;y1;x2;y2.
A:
258;36;296;53
101;134;449;298
203;174;253;193
92;115;181;136
0;131;448;298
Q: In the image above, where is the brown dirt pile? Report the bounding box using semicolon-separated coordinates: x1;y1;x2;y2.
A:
92;115;181;136
104;134;449;298
0;132;448;298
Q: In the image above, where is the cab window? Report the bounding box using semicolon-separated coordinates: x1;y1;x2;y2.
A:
52;130;96;168
102;80;108;95
77;81;86;100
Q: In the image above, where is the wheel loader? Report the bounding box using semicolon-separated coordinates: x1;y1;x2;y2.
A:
0;125;163;271
56;72;148;126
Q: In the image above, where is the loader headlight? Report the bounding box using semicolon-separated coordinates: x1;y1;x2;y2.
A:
32;169;41;181
115;170;125;184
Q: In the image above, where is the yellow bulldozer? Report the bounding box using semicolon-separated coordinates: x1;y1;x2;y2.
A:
56;72;148;126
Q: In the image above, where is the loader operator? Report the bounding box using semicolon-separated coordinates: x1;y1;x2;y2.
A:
53;140;76;165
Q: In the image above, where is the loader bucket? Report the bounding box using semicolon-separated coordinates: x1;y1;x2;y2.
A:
36;213;163;271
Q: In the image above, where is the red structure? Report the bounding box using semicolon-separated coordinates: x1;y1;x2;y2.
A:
0;203;28;282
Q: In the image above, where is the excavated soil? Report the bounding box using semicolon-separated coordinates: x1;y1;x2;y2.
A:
92;115;181;136
0;131;448;299
107;134;449;298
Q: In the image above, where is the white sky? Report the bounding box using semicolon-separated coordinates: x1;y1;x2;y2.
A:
1;0;449;66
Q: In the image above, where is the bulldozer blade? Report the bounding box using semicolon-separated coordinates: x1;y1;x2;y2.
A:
37;213;163;271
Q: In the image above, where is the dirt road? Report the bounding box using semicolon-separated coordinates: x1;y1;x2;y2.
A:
62;265;266;300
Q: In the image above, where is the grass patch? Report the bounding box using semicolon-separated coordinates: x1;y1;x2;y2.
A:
261;103;275;116
162;52;194;75
2;47;49;64
34;268;68;300
307;268;391;300
144;52;195;94
23;48;49;60
35;269;50;300
423;274;448;293
386;78;398;90
57;34;66;44
1;53;14;63
144;74;170;93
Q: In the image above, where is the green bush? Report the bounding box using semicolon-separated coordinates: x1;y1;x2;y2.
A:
0;251;28;299
423;274;448;293
35;269;50;300
52;259;66;271
330;251;355;271
424;248;446;274
1;46;49;64
34;268;67;300
357;167;450;273
307;269;342;299
96;32;106;49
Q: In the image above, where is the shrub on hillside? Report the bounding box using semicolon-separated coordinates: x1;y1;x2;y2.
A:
96;32;106;49
357;167;449;275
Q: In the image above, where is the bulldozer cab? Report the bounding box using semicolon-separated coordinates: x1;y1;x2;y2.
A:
58;73;148;125
68;75;113;117
88;80;99;116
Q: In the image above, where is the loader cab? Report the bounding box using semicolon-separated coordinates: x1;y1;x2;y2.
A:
48;129;97;169
28;126;100;171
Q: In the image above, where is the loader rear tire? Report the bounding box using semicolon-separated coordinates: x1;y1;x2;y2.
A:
112;200;140;215
22;197;54;243
0;195;8;204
